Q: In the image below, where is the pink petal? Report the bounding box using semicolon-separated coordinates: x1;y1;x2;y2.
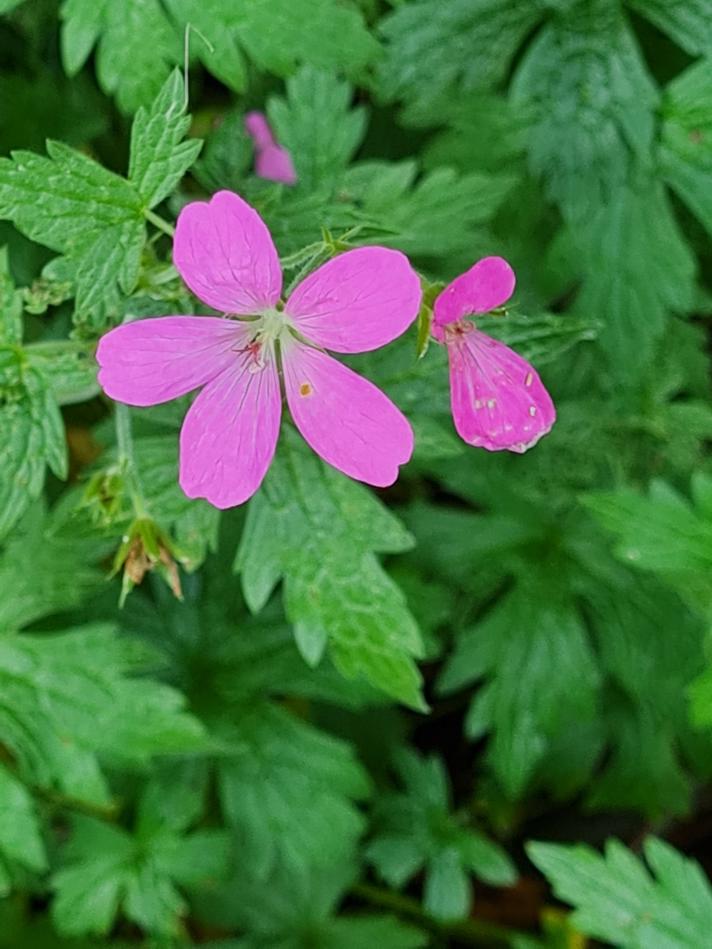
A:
179;345;282;508
255;145;297;185
433;257;515;332
281;338;413;487
284;247;422;353
96;316;244;407
244;111;275;150
173;190;282;315
447;329;555;453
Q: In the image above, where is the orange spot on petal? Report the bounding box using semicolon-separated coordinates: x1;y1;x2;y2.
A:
299;382;313;397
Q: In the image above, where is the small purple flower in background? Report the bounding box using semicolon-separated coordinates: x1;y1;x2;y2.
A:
244;111;297;185
97;191;421;508
432;257;555;452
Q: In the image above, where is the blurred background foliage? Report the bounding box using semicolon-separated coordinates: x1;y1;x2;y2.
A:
1;0;712;945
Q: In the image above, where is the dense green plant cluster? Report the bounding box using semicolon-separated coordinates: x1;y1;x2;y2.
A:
1;0;712;945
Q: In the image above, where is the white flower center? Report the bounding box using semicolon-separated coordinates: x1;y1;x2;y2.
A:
251;306;292;347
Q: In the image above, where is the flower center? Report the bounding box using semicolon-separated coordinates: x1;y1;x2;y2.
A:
252;306;291;347
443;319;474;342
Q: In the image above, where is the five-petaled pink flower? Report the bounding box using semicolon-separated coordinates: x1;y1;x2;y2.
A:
97;191;421;508
432;257;555;452
244;111;297;185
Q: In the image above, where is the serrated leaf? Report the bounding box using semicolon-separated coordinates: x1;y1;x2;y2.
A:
482;311;599;366
24;341;99;405
439;580;600;798
584;578;706;817
61;0;182;114
176;0;379;87
512;2;658;220
0;762;47;891
268;67;367;193
367;749;516;921
0;623;206;806
192;109;254;194
0;503;101;630
0;141;144;321
217;701;369;878
584;477;712;575
52;808;229;937
235;430;424;708
422;94;527;170
74;0;379;110
378;0;543;114
528;836;712;947
573;177;695;376
660;58;712;238
129;69;202;208
628;0;712;56
0;363;67;540
0;246;22;344
197;860;426;949
340;160;515;259
424;848;470;921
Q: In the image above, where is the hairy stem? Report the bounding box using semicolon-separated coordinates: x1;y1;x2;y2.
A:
115;403;146;518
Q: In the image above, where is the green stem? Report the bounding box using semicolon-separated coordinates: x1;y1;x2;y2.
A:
352;883;528;947
145;208;176;238
115;403;146;517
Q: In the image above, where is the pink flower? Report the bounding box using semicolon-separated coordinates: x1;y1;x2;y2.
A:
244;111;297;185
97;191;421;508
432;257;555;453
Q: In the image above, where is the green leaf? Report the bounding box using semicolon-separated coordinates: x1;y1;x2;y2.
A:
131;434;220;571
0;362;67;540
192;109;254;194
163;0;379;97
340;160;515;259
378;0;543;114
584;578;706;817
422;94;527;170
0;246;22;344
0;141;144;321
0;762;47;893
573;177;695;376
528;836;712;947
439;580;600;798
0;503;101;631
584;477;712;575
0;0;27;12
0;623;206;806
268;67;367;192
0;72;202;325
660;58;712;238
128;69;202;209
24;341;99;405
217;701;370;878
367;749;516;921
482;311;599;366
628;0;712;56
52;807;229;937
235;430;425;709
60;0;182;114
197;861;426;949
511;2;658;220
424;848;470;921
